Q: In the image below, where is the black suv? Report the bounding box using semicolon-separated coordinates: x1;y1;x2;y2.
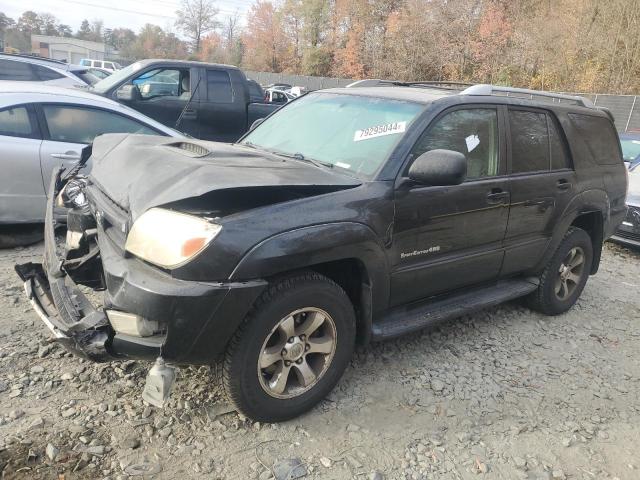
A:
17;82;627;422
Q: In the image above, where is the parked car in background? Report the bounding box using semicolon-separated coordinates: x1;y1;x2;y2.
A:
265;82;292;91
79;59;122;71
0;53;89;87
18;83;626;422
88;59;280;141
611;165;640;247
0;82;182;224
264;87;294;104
620;132;640;170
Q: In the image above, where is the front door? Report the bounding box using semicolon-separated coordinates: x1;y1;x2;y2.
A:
389;106;510;306
118;67;201;137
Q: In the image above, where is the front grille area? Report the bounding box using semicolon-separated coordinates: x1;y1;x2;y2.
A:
614;229;640;242
86;185;130;253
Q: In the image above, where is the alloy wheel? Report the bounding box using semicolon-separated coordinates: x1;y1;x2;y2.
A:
555;246;585;300
257;307;337;399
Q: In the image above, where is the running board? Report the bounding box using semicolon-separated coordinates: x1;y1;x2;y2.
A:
371;278;538;340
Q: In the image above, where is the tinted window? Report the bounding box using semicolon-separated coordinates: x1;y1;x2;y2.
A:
509;110;549;173
568;113;622;165
248;80;264;102
206;70;233;103
412;108;499;179
0;106;35;138
33;65;64;81
0;60;36;81
548;115;570;169
43;105;158;144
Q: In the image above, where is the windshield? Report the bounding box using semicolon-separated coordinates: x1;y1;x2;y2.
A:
91;62;144;94
241;92;425;178
621;138;640;162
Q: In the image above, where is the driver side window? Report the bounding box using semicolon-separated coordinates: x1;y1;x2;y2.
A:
132;68;190;100
411;108;499;180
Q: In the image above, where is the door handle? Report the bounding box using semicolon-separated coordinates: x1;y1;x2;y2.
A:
486;189;509;204
181;108;197;119
50;152;81;160
557;179;571;191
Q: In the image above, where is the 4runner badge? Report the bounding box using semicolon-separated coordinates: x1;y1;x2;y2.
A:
400;246;441;259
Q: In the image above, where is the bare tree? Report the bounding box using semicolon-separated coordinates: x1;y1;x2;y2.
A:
176;0;220;52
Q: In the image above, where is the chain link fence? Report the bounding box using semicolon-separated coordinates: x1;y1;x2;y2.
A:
246;70;640;133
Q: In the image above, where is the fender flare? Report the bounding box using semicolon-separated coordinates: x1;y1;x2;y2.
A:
230;222;390;338
533;189;608;275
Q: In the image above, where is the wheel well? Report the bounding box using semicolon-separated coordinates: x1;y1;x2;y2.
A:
308;259;372;345
571;211;603;274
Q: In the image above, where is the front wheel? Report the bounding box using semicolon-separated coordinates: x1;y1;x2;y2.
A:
527;227;593;315
222;272;356;422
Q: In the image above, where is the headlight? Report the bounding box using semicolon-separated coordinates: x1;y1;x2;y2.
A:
125;208;221;269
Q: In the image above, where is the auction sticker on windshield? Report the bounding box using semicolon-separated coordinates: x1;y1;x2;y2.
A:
354;121;407;142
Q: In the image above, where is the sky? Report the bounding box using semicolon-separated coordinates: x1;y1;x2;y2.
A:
0;0;254;33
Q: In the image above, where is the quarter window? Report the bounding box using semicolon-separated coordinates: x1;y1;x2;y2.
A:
33;65;64;81
206;69;233;103
568;113;621;165
0;106;35;138
411;108;499;179
509;110;549;173
43;105;158;144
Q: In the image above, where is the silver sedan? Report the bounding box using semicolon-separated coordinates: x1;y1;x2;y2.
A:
0;82;183;224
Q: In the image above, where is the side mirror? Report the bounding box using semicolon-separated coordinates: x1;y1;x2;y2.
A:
250;118;265;131
116;84;138;102
408;149;467;186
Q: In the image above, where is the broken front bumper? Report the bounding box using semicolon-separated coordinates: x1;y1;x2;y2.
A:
16;169;267;364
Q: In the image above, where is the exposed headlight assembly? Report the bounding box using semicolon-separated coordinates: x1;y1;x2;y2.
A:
125;208;222;269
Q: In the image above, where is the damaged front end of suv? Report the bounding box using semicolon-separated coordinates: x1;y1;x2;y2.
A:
15;132;364;410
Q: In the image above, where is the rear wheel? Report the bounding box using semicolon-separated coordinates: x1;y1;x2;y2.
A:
527;227;593;315
222;272;356;422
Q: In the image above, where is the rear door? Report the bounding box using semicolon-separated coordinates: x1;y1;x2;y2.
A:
389;105;510;306
501;107;576;276
0;104;44;223
37;103;163;189
198;67;246;142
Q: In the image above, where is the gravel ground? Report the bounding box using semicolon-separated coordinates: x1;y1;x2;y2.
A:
0;240;639;480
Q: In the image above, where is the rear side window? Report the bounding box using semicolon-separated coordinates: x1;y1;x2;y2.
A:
509;110;549;173
206;70;233;103
33;65;64;81
0;106;36;138
0;60;37;81
80;59;91;66
43;105;158;144
568;113;621;165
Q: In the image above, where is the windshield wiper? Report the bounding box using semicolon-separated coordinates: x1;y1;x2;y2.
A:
269;149;334;169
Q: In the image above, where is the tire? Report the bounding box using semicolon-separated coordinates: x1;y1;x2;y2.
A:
222;271;356;422
527;227;593;315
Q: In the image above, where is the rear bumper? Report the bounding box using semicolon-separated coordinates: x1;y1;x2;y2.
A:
17;168;267;364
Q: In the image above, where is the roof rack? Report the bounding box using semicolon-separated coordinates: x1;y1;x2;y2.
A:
346;79;473;90
460;84;595;108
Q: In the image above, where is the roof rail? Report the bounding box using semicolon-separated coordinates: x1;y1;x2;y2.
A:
460;84;595;108
0;52;67;64
346;79;473;90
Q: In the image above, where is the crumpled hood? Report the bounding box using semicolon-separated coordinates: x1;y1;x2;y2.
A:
87;134;361;220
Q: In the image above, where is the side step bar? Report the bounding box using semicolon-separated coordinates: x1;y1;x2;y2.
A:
371;278;538;340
